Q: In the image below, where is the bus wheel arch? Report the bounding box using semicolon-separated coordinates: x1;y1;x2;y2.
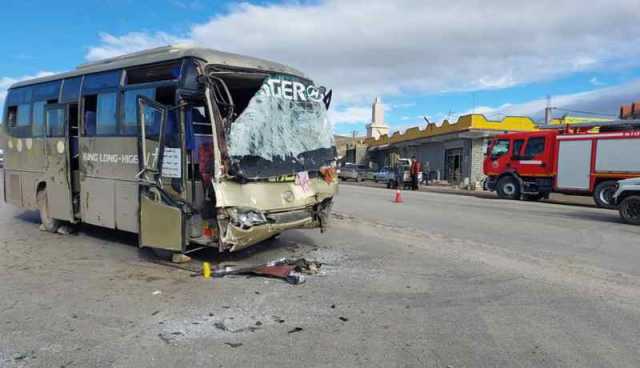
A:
496;173;521;200
36;184;61;233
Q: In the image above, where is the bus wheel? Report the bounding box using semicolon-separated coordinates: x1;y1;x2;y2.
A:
496;176;520;200
619;195;640;225
593;180;618;209
37;189;61;233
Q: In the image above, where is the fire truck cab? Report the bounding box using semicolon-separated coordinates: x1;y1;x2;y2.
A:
484;130;557;202
484;122;640;208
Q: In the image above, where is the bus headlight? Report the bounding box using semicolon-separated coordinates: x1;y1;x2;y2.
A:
227;207;268;229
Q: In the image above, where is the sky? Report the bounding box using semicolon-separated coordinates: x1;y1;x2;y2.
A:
2;0;640;135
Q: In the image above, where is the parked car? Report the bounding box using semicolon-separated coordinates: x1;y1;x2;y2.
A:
613;177;640;225
373;166;394;183
339;163;368;182
387;159;422;189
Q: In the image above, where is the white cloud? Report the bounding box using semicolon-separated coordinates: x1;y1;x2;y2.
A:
86;0;640;105
590;77;605;86
462;79;640;121
0;71;56;111
85;32;190;61
329;106;372;125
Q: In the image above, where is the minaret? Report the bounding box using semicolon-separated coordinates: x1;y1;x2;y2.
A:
366;97;390;139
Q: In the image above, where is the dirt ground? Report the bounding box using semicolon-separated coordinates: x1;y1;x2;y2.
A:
2;176;640;367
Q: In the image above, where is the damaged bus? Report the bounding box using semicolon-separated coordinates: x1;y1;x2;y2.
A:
1;46;338;259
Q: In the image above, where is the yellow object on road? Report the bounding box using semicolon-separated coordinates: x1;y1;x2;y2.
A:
202;262;212;278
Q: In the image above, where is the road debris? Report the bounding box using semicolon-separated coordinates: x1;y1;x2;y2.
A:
171;253;191;264
210;258;321;284
288;327;304;334
152;290;162;296
13;351;36;361
339;317;349;322
225;342;243;348
202;262;212;278
214;321;227;331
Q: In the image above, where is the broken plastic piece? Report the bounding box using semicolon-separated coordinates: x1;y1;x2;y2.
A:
211;258;320;284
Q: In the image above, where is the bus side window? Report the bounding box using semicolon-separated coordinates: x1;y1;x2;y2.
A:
83;93;117;136
16;104;31;128
97;93;117;136
46;108;65;137
32;101;46;137
83;95;97;136
7;106;18;128
122;88;155;135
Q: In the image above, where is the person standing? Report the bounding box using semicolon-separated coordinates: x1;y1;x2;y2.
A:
410;156;422;190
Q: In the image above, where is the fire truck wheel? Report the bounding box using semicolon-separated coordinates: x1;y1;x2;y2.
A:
37;189;61;233
496;176;521;200
619;195;640;225
593;180;618;209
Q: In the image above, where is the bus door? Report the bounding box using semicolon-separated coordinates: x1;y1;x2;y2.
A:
136;96;185;252
43;104;74;221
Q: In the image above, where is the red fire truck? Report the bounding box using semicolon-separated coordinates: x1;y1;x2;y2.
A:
483;120;640;208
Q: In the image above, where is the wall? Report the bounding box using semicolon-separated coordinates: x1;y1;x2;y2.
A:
470;138;487;184
364;114;538;147
416;142;445;178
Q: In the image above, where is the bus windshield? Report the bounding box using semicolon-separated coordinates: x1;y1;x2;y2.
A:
226;74;335;179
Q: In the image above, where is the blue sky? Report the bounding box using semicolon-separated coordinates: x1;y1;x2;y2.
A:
2;0;640;135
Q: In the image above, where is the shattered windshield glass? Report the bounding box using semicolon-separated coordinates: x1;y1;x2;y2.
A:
227;74;335;179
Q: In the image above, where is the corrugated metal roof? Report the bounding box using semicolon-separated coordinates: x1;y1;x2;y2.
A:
11;45;306;89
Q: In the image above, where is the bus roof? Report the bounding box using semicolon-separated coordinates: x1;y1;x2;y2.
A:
10;45;306;89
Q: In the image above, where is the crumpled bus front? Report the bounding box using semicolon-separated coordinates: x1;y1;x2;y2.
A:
214;177;337;251
211;73;337;251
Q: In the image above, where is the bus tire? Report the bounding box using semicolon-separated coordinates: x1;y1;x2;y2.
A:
37;189;61;233
496;176;520;200
619;195;640;225
593;180;618;209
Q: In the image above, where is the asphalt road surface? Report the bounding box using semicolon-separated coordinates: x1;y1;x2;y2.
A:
2;178;640;368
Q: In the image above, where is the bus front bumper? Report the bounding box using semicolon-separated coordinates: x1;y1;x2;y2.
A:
221;198;333;252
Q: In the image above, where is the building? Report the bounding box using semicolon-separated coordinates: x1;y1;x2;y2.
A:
335;134;368;165
366;97;390;139
364;114;538;187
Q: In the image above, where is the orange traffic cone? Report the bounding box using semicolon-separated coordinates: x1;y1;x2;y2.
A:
393;189;403;203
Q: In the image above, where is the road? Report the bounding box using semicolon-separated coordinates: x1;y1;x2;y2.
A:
2;179;640;367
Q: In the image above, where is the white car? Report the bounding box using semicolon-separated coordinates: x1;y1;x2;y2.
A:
0;148;4;168
613;178;640;225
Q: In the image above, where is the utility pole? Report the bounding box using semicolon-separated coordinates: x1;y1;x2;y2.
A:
447;110;455;122
544;95;552;125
